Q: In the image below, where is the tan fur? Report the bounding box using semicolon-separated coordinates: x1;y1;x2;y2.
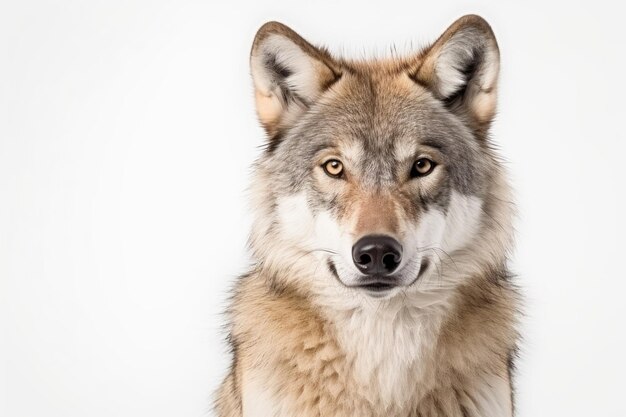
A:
253;89;282;132
217;269;517;416
354;194;399;236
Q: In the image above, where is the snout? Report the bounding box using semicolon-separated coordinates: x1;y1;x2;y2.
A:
352;235;402;276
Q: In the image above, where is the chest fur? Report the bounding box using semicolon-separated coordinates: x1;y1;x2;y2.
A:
231;279;515;417
240;303;450;416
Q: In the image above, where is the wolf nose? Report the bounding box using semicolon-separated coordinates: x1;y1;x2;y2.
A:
352;235;402;276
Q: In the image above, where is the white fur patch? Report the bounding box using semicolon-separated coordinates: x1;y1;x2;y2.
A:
276;193;356;279
407;193;483;254
398;191;483;291
441;191;483;253
276;193;317;244
331;301;447;407
276;193;348;257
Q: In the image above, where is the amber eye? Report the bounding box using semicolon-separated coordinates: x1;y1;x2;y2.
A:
323;159;344;178
411;158;436;177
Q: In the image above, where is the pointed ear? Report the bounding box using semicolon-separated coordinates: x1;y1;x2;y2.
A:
250;22;341;138
412;15;500;138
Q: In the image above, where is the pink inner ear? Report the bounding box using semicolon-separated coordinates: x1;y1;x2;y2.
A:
254;89;283;131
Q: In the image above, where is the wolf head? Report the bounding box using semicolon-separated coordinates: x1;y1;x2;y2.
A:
247;15;513;304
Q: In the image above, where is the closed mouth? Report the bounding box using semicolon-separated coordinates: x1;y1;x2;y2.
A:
328;257;432;294
357;280;397;292
327;259;398;293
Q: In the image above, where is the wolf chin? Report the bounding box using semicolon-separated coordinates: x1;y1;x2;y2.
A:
216;15;520;417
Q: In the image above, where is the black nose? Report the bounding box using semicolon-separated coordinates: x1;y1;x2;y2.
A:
352;235;402;276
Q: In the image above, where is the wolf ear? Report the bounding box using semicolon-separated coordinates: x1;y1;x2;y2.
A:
412;15;500;138
250;22;341;138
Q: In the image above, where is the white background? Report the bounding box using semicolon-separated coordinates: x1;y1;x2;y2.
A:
2;1;625;416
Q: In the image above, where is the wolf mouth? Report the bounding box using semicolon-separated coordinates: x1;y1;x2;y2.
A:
327;258;430;294
327;258;396;292
358;281;397;292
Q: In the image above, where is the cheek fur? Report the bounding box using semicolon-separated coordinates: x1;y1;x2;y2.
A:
413;208;447;248
275;190;484;284
276;193;317;245
441;192;483;253
276;193;352;263
406;191;483;256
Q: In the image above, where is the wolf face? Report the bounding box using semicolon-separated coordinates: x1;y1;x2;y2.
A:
248;16;512;303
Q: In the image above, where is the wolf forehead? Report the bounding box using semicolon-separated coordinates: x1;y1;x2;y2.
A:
251;16;500;199
277;81;489;195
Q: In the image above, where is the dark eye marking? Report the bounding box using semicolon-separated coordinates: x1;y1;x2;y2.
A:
420;139;445;150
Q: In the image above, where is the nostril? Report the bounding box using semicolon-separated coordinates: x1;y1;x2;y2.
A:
382;253;400;271
358;254;372;265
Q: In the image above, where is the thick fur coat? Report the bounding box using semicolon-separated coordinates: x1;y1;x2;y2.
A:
216;15;520;417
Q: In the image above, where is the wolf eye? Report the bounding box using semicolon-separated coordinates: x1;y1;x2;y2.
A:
411;158;436;177
323;159;344;178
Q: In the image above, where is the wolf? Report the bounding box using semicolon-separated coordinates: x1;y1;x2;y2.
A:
215;14;520;417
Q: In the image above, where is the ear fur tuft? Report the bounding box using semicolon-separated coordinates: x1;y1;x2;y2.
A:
250;22;340;137
413;15;500;137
